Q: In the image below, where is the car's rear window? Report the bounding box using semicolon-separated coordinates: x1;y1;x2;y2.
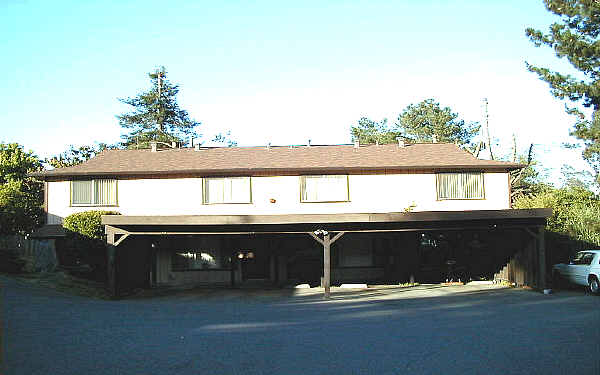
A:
581;253;595;265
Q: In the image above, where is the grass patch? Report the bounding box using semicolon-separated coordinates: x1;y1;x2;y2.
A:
1;271;112;299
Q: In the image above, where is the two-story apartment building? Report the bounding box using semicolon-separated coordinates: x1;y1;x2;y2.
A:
33;142;551;296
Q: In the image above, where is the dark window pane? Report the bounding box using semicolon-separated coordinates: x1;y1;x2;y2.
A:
171;250;229;271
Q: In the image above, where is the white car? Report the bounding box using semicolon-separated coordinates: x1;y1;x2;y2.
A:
552;250;600;294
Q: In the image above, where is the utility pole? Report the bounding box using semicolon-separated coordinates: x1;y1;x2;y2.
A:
157;69;163;133
483;98;494;160
512;133;517;162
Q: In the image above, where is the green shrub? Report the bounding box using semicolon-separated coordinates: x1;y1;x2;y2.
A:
62;210;120;280
514;186;600;246
63;210;119;239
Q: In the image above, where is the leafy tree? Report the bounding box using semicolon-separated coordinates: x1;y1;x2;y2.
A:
511;161;544;204
396;99;480;147
0;143;44;235
561;164;596;190
514;185;600;245
350;117;399;144
526;1;600;181
45;143;115;169
117;66;200;149
508;144;552;204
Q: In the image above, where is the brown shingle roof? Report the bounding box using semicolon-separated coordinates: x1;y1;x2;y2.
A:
32;143;522;179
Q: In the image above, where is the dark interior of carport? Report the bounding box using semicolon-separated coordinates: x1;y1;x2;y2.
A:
103;209;551;298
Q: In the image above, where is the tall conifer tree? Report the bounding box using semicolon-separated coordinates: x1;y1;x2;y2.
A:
117;67;200;149
526;1;600;179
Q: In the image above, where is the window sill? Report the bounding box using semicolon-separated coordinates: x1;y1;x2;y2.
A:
171;268;232;272
202;202;253;205
300;200;351;203
70;204;119;207
436;198;486;201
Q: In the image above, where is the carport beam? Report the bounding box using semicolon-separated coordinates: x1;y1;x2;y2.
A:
113;233;130;247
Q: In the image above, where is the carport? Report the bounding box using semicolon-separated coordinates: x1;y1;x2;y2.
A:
103;208;551;298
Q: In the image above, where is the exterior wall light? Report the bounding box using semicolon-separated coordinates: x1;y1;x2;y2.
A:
237;251;255;259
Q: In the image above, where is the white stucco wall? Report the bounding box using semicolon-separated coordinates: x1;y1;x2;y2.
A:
46;172;510;223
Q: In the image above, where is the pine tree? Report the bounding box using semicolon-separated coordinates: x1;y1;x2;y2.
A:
350;117;399;144
395;99;479;147
117;67;200;149
526;1;600;178
350;99;479;147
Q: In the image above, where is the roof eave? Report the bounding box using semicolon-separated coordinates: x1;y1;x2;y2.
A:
31;164;523;179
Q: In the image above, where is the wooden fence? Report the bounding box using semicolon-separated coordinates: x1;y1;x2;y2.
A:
0;235;58;272
493;240;538;288
493;231;596;289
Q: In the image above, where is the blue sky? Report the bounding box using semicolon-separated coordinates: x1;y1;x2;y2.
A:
0;0;589;183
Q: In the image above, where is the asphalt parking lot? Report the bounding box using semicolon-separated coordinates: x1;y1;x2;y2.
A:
2;277;599;375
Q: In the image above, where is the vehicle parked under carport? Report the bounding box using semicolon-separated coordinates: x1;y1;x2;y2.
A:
552;250;600;294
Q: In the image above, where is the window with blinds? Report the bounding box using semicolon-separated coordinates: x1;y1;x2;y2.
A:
71;179;117;206
436;172;484;200
301;175;349;202
203;177;252;204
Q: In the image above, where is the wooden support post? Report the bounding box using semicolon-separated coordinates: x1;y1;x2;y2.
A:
323;233;331;299
308;231;344;300
228;236;241;287
105;227;117;298
149;238;157;287
538;226;547;290
522;226;544;289
230;250;236;287
229;239;237;288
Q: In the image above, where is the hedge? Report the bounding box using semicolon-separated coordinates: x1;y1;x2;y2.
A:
63;210;119;239
61;210;120;280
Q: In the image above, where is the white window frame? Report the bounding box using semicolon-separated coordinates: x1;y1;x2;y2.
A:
70;179;118;206
436;172;485;200
202;177;252;204
300;175;350;203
